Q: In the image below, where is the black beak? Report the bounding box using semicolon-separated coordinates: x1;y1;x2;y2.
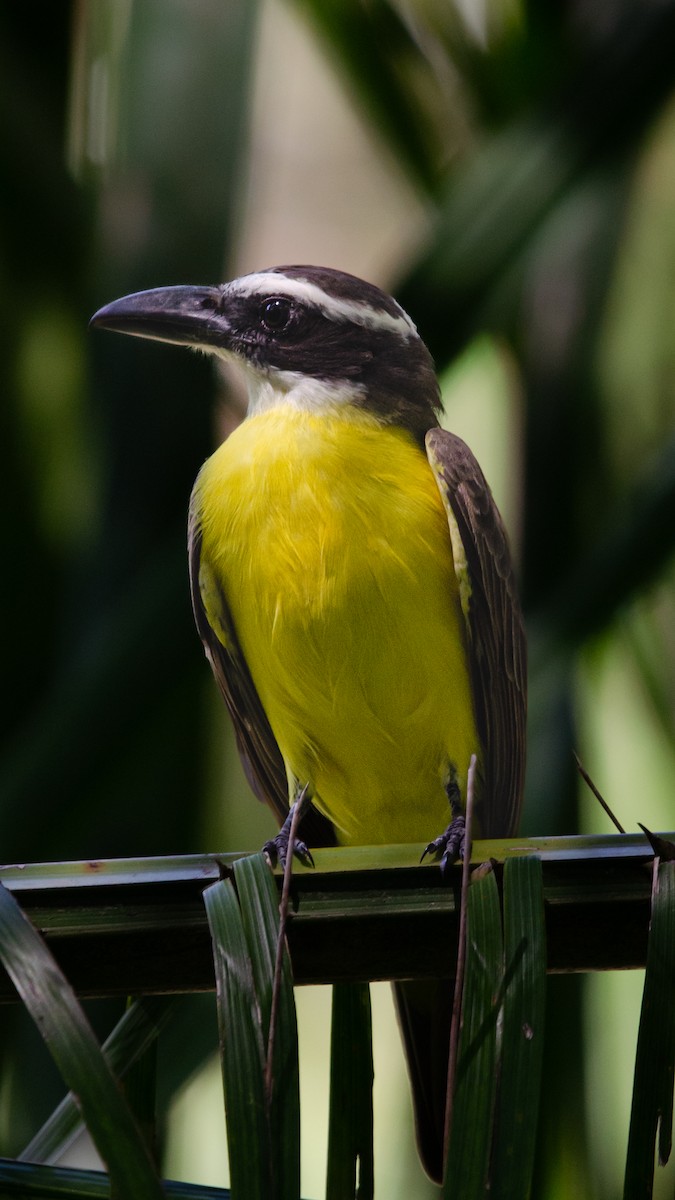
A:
90;285;231;350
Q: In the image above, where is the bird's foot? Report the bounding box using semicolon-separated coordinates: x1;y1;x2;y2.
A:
421;777;466;876
421;815;466;875
262;788;315;868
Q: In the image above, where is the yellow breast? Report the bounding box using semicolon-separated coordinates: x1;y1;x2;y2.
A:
193;404;479;845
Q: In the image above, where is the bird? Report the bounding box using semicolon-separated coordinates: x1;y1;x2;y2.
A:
91;264;527;1182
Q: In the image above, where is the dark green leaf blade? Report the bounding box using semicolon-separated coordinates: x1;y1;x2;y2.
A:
232;855;286;1042
121;1002;159;1168
232;854;301;1199
20;995;174;1165
444;867;503;1198
0;884;163;1200
0;1155;231;1197
326;983;374;1200
492;855;546;1199
203;875;272;1200
624;860;675;1198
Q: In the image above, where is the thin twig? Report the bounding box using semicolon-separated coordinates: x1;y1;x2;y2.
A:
443;753;477;1170
265;788;307;1102
573;751;626;834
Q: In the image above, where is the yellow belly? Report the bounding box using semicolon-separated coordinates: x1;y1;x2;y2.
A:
194;405;479;846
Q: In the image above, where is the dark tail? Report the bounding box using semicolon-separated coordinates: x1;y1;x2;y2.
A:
392;977;454;1184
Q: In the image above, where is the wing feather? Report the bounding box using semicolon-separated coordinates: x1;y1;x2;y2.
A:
188;499;289;823
425;427;527;837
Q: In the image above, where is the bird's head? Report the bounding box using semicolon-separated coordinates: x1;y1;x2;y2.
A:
91;265;441;440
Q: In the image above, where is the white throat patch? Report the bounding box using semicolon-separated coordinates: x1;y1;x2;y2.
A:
242;364;366;415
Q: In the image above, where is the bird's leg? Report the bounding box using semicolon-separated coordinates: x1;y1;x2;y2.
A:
421;774;466;875
263;783;315;868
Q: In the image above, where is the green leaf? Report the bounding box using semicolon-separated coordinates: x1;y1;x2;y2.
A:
542;434;675;647
0;1155;230;1196
492;856;547;1199
624;860;675;1198
204;857;302;1198
20;995;174;1165
444;868;503;1198
0;884;163;1199
293;0;440;190
232;855;300;1195
121;1004;159;1167
326;983;374;1200
203;875;271;1200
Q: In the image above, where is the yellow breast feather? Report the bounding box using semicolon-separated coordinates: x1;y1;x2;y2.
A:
194;404;479;846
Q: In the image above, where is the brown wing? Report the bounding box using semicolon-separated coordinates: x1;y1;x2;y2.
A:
188;497;336;848
395;431;526;1182
425;427;527;837
188;500;289;824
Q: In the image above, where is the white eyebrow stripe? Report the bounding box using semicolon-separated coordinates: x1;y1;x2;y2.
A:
224;272;418;338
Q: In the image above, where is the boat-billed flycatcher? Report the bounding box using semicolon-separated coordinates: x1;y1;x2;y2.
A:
92;265;527;1182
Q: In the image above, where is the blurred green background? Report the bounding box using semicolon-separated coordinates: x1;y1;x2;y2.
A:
3;0;675;1195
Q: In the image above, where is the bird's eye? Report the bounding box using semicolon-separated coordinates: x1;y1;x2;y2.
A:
260;297;293;333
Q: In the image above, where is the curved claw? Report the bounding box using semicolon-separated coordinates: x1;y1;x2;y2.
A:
263;832;314;869
421;814;466;877
262;790;315;868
